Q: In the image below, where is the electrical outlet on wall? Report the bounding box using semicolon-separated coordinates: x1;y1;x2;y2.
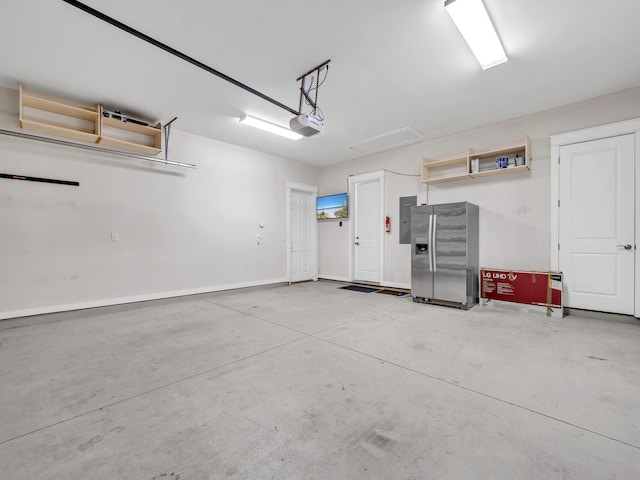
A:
111;233;119;241
257;222;264;245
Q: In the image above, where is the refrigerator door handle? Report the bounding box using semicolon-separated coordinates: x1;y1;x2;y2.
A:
428;214;433;272
432;214;437;272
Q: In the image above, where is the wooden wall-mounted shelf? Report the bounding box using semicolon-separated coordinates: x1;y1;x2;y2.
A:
99;110;162;155
19;85;100;143
422;136;531;184
19;85;162;156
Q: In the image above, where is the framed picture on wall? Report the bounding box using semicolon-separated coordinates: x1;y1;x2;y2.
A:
317;193;348;220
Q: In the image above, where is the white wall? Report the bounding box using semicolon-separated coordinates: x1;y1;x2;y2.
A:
0;87;318;319
3;84;640;316
383;172;422;287
318;86;640;287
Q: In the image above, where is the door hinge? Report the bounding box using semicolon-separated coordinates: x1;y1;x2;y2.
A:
558;157;560;164
558;200;560;207
558;243;560;251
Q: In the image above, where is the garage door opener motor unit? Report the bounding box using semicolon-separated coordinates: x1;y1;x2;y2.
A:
289;113;324;136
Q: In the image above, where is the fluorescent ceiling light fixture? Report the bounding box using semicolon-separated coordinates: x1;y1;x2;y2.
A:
239;114;302;140
445;0;507;70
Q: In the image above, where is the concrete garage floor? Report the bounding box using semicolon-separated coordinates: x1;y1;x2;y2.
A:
1;280;639;479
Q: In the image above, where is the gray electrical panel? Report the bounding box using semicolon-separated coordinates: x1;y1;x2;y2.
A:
399;195;417;244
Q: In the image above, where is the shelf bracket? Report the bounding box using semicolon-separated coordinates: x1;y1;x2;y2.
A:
163;116;179;164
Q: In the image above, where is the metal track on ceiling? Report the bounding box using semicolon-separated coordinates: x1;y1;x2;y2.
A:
61;0;301;116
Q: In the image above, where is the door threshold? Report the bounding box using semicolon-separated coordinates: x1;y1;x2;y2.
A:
564;308;639;324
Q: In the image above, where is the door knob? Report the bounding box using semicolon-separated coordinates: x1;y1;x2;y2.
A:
616;244;633;250
355;242;360;246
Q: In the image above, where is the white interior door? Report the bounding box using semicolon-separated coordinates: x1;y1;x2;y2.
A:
290;190;314;283
354;179;382;283
559;134;635;314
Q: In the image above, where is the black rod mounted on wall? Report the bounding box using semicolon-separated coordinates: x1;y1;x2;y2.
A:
1;173;79;187
61;0;301;116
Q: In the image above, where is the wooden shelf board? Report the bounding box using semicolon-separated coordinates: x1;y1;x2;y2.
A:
20;118;99;143
102;116;161;136
98;136;162;155
469;165;531;178
425;174;471;185
422;155;467;169
21;115;96;135
22;92;98;121
470;140;526;158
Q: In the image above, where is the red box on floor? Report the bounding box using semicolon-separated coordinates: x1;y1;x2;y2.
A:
480;269;563;317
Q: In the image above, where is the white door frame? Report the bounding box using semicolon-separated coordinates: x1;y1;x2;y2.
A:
286;182;318;283
550;118;640;317
348;171;385;283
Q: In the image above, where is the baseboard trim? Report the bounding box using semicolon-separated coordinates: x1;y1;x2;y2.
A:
564;307;639;324
318;275;350;283
0;277;289;321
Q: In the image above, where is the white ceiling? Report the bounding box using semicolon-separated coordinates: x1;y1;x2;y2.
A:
1;0;640;167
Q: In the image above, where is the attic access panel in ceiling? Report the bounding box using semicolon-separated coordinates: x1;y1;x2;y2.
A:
347;127;425;155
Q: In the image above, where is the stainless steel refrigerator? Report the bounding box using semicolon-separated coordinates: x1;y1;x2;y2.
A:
411;202;479;309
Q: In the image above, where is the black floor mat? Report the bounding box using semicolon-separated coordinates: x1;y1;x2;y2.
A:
339;285;379;293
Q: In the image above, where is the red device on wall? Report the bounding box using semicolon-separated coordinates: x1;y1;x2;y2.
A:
385;216;391;233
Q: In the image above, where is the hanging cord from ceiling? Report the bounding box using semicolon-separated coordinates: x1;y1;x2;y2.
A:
301;65;329;120
296;60;331;120
61;0;301;116
384;169;421;177
300;66;328;116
